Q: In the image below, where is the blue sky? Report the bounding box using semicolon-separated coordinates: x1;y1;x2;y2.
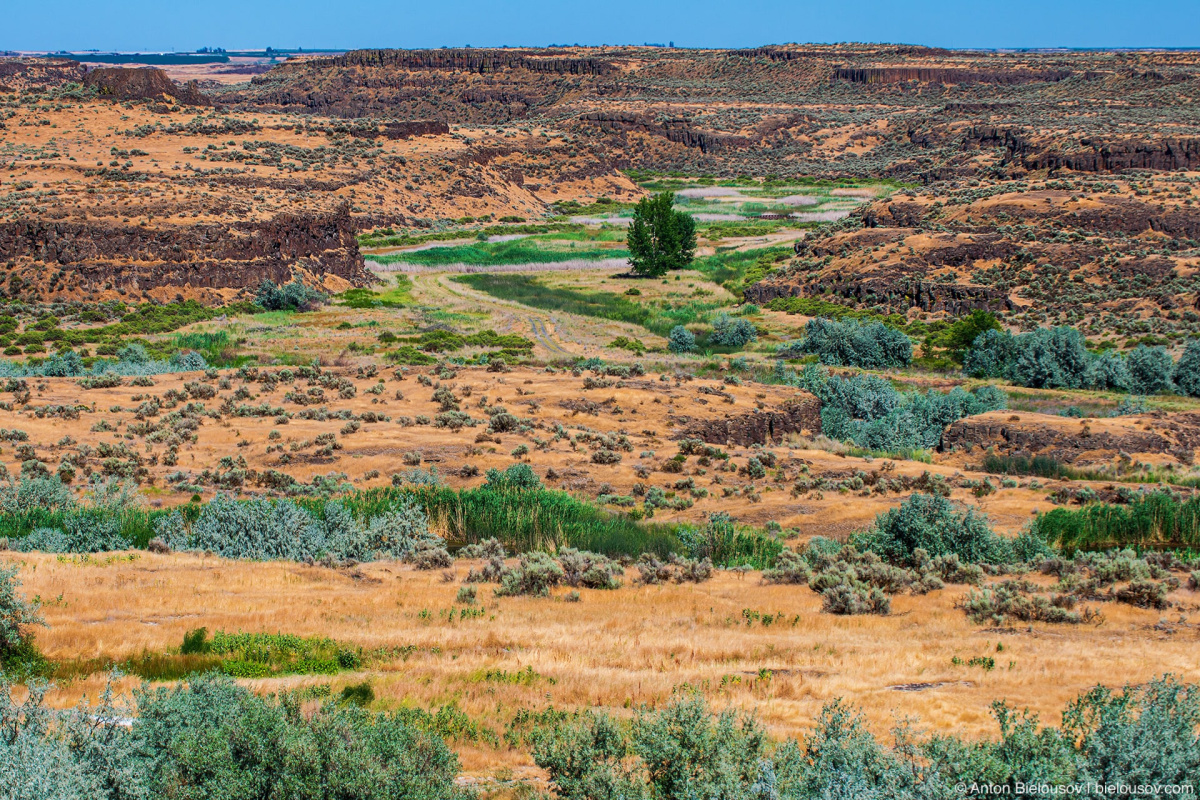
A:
5;0;1198;52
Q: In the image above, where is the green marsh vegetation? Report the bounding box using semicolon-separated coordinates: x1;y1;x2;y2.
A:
452;273;729;342
372;238;624;267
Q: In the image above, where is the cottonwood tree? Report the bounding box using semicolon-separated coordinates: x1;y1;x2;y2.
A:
626;192;696;277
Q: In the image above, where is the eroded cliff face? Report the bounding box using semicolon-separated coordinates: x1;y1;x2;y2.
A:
231;48;614;121
0;205;368;299
0;59;86;91
579;113;751;153
940;410;1200;467
82;67;208;105
671;396;822;447
744;272;1013;316
966;127;1200;174
324;48;614;75
834;67;1073;85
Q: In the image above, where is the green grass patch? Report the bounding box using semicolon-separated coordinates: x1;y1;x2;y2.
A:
359;222;585;248
453;274;722;338
244;309;300;325
339;276;414;308
198;629;364;677
692;246;791;294
47;628;370;682
373;239;624;267
162;330;248;368
299;485;685;558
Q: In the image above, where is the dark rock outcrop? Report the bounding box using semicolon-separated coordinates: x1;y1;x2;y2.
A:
321;48;613;76
834;67;1072;85
83;67;208;105
745;273;1012;316
672;395;822;446
0;205;367;293
347;120;449;139
966;126;1200;173
941;413;1184;465
580;112;750;153
0;58;85;91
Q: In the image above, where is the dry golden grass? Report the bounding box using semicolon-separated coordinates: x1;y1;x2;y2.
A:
6;550;1198;778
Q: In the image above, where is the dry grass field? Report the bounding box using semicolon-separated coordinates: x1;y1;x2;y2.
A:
8;550;1197;781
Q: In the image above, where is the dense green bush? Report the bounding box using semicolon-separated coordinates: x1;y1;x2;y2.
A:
799;317;911;369
1088;350;1132;391
852;492;1046;564
959;582;1093;625
254;279;328;312
0;345;207;379
154;494;443;564
6;479;150;553
668;325;696;354
967;325;1181;396
966;326;1092;388
934;310;1003;361
708;313;758;348
1013;327;1091;389
6;672;1195;798
962;328;1019;379
626;192;697;277
558;548;624;589
532;677;1200;796
795;365;1005;452
495;551;566;597
1174;339;1200;398
483;463;541;491
1125;345;1174;395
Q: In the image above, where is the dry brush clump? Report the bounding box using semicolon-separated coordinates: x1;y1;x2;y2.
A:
634;553;714;585
463;543;625;597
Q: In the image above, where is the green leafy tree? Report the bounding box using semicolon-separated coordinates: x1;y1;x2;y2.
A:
626;192;696;277
938;310;1002;361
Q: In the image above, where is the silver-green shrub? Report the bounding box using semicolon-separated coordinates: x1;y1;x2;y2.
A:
155;495;443;564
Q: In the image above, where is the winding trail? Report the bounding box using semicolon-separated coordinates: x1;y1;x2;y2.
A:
404;271;583;358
